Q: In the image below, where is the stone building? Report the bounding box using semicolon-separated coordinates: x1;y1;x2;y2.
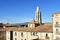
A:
53;12;60;40
0;6;60;40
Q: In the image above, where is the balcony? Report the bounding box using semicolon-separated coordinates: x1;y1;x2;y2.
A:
55;24;60;27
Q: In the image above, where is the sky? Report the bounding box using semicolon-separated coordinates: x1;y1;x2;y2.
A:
0;0;60;24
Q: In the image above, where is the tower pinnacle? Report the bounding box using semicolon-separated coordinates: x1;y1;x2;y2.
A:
36;6;40;11
35;6;42;24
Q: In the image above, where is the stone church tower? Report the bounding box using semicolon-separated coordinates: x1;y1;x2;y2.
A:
35;6;42;24
28;6;42;28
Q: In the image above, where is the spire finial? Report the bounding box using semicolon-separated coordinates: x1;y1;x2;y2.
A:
37;6;40;11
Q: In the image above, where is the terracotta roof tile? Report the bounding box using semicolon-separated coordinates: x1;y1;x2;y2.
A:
0;24;53;33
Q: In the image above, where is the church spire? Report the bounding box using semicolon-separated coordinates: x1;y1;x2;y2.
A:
35;6;42;24
36;6;39;12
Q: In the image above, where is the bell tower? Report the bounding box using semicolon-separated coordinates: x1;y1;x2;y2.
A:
35;6;42;24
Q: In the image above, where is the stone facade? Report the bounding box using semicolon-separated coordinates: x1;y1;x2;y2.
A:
6;31;53;40
6;6;53;40
53;12;60;40
0;6;60;40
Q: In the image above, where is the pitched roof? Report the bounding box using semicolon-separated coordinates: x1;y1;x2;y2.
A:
31;24;53;32
0;24;53;33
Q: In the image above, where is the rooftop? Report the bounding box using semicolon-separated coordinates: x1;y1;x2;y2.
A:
0;24;53;33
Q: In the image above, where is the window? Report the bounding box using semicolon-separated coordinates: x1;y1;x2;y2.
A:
15;32;17;36
21;39;23;40
15;38;17;40
25;39;26;40
56;22;58;24
56;29;58;33
46;34;49;39
31;32;37;35
33;32;35;35
31;32;35;35
46;34;48;37
21;32;23;37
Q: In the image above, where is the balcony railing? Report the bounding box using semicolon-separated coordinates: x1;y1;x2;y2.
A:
55;24;60;27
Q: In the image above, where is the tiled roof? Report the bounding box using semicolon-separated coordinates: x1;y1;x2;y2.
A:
0;24;53;33
31;24;53;32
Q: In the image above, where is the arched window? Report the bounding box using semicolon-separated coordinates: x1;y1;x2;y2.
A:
46;34;48;37
21;32;23;37
46;34;49;39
